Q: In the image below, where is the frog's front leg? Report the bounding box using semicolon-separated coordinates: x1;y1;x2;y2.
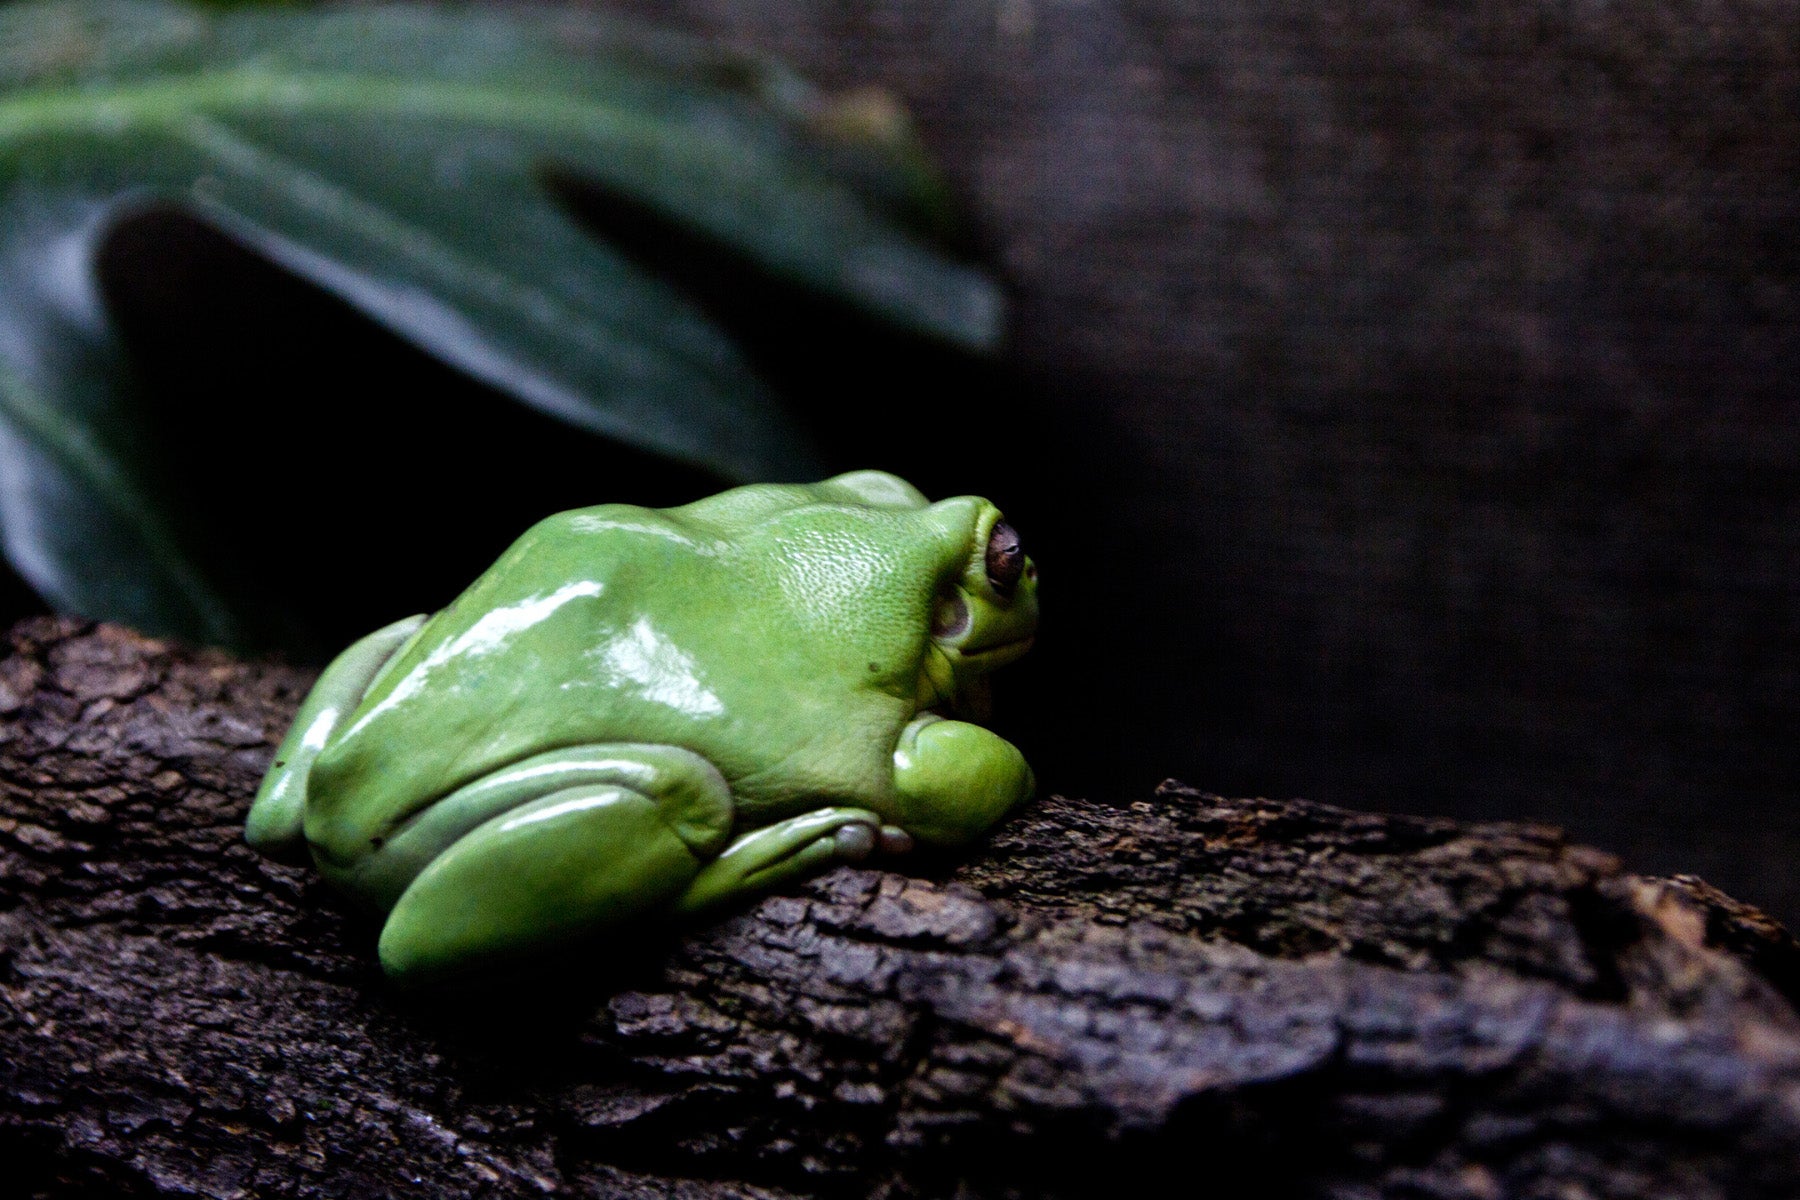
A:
889;714;1035;848
246;614;427;861
362;744;885;985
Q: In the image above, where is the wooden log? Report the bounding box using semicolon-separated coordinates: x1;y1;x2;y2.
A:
3;617;1798;1198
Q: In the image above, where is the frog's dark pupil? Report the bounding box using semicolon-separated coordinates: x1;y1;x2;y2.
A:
985;521;1025;596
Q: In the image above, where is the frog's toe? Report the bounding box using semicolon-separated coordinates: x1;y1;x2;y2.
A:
673;805;884;915
834;821;878;861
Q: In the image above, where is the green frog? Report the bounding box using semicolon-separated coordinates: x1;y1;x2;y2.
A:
246;471;1038;984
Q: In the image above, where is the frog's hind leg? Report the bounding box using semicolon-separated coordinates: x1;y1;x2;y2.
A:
245;614;427;861
377;779;709;985
373;745;887;985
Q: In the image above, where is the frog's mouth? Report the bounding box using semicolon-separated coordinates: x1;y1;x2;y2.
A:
952;634;1035;671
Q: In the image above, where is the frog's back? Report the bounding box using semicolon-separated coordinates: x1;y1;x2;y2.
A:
302;489;940;849
304;504;708;842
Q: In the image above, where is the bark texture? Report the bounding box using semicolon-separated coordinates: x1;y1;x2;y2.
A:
4;617;1800;1199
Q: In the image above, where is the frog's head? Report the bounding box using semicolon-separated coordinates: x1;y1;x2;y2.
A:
917;497;1039;719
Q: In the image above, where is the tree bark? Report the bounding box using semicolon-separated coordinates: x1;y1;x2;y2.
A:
3;617;1799;1199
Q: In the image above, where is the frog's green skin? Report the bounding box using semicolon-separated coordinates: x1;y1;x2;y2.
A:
245;471;1038;985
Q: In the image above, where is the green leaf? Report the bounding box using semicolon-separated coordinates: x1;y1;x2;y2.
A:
0;0;1002;647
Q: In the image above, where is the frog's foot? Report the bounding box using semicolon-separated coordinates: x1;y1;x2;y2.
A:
890;714;1034;848
371;745;735;986
245;614;427;862
672;806;890;916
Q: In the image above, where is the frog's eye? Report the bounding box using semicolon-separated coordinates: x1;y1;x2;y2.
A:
984;521;1025;597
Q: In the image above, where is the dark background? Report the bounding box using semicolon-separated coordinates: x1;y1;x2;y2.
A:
6;1;1798;923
